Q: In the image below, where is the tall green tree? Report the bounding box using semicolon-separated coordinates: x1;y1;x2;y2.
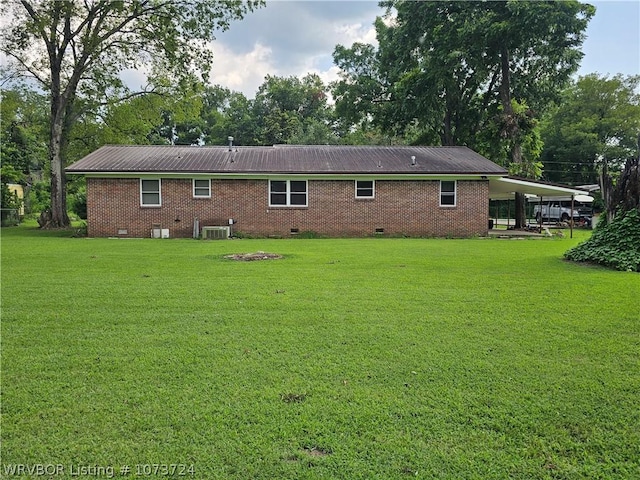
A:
0;86;48;179
0;85;49;215
1;0;263;228
540;74;640;185
148;79;207;146
332;33;414;142
334;0;594;227
253;74;336;145
218;91;260;146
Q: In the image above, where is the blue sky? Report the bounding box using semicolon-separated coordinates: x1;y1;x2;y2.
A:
577;1;639;77
208;0;639;98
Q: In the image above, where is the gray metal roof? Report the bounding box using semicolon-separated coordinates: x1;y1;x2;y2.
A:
65;145;508;176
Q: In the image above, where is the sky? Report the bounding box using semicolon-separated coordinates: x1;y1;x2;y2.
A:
199;0;640;99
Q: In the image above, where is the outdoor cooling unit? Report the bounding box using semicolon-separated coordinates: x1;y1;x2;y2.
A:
201;226;230;240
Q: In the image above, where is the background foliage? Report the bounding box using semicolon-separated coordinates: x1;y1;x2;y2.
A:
1;1;638;227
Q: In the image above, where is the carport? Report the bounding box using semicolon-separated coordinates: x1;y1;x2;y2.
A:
488;176;593;237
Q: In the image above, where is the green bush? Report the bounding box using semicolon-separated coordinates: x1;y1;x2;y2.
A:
565;209;640;271
27;181;50;213
69;187;87;220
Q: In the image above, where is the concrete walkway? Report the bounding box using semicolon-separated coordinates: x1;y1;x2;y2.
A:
488;229;546;238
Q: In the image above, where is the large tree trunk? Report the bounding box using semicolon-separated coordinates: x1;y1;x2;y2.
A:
442;108;453;146
600;161;616;224
41;40;71;229
44;115;70;228
618;156;640;213
498;46;526;229
602;156;640;223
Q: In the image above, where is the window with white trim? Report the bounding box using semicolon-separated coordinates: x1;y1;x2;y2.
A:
355;180;375;198
440;180;456;206
140;179;161;207
269;180;308;207
193;179;211;198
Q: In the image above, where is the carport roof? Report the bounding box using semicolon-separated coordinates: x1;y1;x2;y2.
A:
489;176;592;200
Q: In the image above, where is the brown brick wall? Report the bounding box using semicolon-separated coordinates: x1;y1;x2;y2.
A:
86;177;489;238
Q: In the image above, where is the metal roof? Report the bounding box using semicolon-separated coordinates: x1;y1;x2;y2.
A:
65;145;508;176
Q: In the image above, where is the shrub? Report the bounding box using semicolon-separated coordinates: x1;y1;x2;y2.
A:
72;221;88;237
70;187;87;220
28;181;50;213
564;209;640;272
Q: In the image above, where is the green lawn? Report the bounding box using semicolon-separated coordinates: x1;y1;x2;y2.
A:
1;225;639;479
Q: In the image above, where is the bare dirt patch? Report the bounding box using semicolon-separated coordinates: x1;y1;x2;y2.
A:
304;447;331;457
224;251;283;261
280;392;307;403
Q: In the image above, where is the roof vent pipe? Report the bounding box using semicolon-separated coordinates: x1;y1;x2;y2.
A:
228;136;234;152
411;155;416;166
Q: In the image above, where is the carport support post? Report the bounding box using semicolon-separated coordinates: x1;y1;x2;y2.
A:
570;195;574;238
539;196;543;230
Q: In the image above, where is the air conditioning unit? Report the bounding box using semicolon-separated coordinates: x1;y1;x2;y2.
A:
202;226;230;240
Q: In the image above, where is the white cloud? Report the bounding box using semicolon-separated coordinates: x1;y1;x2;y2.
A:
209;1;382;97
209;14;378;100
210;42;275;97
335;22;378;46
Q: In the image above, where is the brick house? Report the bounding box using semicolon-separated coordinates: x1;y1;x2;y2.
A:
66;144;510;238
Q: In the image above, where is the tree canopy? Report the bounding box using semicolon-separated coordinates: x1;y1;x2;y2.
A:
332;0;594;227
334;1;593;149
540;74;640;185
1;0;263;227
7;0;640;236
0;86;48;182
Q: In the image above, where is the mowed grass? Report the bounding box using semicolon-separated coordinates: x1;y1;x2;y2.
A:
1;225;639;479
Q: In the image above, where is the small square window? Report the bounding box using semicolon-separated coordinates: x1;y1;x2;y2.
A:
140;179;161;207
356;180;374;198
193;179;211;198
440;180;456;207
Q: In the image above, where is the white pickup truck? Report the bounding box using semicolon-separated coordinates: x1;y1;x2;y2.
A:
533;200;592;224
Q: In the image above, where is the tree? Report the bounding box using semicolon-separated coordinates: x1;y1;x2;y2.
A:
1;0;263;228
0;86;49;179
332;34;414;143
540;74;640;185
0;85;49;215
148;79;207;146
253;74;336;145
334;0;594;227
218;91;260;146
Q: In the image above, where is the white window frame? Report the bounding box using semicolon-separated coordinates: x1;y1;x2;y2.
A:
269;180;308;207
193;179;211;198
140;178;161;207
355;180;375;199
440;180;456;207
